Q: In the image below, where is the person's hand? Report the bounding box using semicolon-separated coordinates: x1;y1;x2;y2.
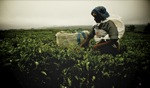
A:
80;39;89;48
94;43;101;50
93;42;109;50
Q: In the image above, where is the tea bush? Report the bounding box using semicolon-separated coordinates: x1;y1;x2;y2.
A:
0;29;150;88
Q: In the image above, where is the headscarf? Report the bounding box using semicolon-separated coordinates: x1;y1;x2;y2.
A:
91;6;110;20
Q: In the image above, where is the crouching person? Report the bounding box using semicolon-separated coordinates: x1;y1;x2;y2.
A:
80;6;121;56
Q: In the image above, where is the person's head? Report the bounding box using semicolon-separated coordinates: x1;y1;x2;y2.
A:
91;6;110;23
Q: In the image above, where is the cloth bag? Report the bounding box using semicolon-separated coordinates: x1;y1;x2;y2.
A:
55;30;89;47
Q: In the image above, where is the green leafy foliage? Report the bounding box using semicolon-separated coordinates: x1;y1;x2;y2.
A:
0;29;150;88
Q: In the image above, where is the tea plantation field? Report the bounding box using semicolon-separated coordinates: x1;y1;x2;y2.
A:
0;29;150;88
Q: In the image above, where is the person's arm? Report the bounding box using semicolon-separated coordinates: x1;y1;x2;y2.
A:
80;26;95;47
94;39;118;49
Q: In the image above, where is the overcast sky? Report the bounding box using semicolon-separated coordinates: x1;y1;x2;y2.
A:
0;0;150;29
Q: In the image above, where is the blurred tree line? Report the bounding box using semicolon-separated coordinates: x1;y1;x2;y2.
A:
144;23;150;34
125;23;150;33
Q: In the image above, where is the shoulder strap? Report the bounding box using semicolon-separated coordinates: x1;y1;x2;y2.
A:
98;23;104;29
